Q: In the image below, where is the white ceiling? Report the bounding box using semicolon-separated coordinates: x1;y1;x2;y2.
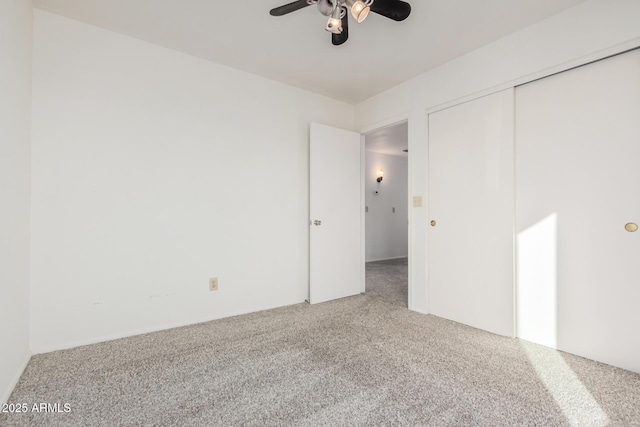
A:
33;0;587;104
366;121;408;157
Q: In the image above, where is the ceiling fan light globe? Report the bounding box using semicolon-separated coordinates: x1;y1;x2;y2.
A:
325;16;343;34
352;4;370;23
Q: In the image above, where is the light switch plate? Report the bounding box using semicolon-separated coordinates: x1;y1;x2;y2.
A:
413;196;423;207
209;278;218;291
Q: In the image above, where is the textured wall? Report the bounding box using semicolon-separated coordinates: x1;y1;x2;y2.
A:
0;0;32;404
30;10;355;352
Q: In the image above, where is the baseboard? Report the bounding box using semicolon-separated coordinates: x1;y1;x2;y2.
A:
31;298;307;355
366;255;408;263
1;352;31;405
409;306;429;315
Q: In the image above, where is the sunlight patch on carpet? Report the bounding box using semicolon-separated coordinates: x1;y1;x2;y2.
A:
521;340;609;426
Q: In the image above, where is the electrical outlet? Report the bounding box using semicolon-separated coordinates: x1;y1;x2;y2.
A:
209;277;218;291
413;196;423;207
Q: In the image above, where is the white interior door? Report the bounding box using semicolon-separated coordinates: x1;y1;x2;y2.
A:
516;49;640;373
309;122;362;304
428;89;515;337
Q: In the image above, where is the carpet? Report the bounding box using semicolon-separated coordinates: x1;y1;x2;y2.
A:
366;257;408;307
2;287;640;426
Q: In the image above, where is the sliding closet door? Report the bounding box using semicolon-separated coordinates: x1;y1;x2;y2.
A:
516;49;640;373
428;89;514;337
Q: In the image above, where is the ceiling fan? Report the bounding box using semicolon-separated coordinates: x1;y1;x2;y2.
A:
269;0;411;46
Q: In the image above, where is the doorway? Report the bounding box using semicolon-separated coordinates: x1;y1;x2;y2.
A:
364;121;409;307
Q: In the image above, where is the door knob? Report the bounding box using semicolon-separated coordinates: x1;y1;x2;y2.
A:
314;220;322;226
430;220;436;227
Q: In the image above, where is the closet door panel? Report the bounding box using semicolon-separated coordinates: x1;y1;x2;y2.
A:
428;89;515;337
516;49;640;373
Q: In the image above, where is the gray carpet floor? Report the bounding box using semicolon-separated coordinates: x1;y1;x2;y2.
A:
365;257;408;307
3;284;640;425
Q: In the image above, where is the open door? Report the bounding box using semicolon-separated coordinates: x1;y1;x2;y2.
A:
309;122;362;304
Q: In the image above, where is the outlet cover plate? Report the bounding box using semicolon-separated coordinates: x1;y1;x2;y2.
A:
209;277;218;291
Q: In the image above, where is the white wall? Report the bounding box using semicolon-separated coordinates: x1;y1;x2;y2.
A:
0;0;32;404
355;0;640;314
364;151;407;262
30;10;355;353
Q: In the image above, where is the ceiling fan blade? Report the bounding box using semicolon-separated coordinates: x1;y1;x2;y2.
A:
332;10;349;46
270;0;312;16
370;0;411;21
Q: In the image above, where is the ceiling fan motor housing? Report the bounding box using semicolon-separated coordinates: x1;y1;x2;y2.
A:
317;0;334;15
269;0;411;46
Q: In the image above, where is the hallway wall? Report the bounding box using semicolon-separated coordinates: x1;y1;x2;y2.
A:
365;151;408;262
